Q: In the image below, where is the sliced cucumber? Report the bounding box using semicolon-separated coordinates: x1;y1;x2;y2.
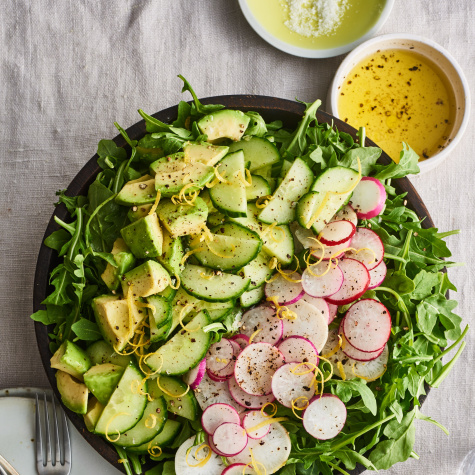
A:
147;296;172;342
246;175;271;202
146;311;212;375
128;419;182;453
240;285;265;308
150;317;172;342
207;211;227;227
229;137;281;172
209;150;247;218
181;264;251;302
300;166;360;233
94;364;147;436
241;250;275;290
113;395;167;447
153;285;177;301
207;307;233;322
214;221;262;241
150;375;199;421
86;341;132;367
258;158;314;225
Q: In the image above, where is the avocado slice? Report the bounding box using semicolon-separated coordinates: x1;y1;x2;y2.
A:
56;370;89;415
92;295;146;352
83;397;104;432
197;110;251;143
121;213;163;258
157;230;184;276
128;203;153;222
83;363;125;405
115;175;158;206
86;340;132;367
183;142;229;166
50;340;92;381
158;197;208;238
100;238;136;291
121;260;170;298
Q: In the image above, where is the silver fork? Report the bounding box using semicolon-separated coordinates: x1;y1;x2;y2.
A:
35;393;71;475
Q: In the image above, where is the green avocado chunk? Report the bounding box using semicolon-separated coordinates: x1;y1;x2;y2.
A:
156;230;183;276
86;340;132;367
83;363;125;405
115;175;158;206
127;203;153;222
50;340;92;381
197;109;251;143
100;238;136;291
121;213;163;258
56;370;89;415
121;260;170;298
83;397;104;432
158;197;208;238
183;142;229;166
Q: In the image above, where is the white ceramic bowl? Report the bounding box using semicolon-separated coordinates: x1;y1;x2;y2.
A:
327;34;471;173
238;0;395;59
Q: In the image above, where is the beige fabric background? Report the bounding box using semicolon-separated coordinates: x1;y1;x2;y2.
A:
0;1;474;473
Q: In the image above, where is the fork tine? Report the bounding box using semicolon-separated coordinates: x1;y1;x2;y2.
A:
43;392;52;465
51;396;61;465
35;393;44;469
62;404;72;470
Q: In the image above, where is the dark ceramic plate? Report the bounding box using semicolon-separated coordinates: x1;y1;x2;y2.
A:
33;96;433;474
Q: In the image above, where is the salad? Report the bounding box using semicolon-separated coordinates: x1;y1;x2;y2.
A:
32;77;467;475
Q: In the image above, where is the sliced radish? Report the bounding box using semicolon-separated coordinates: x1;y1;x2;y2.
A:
325;259;370;306
368;259;387;289
234;343;285;396
207;340;241;380
283;299;329;352
343;299;391;353
202;403;241;435
340;334;385;362
311;236;353;260
318;220;356;246
227;422;291;474
231;334;250;350
327;302;338;323
207;369;232;382
240;306;283;346
277;336;319;366
303;394;346;440
265;273;304;305
194;372;244;414
330;205;358;226
228;376;276;409
350;345;389;381
242;410;271;439
206;339;234;374
302;262;344;298
345;227;384;271
183;358;206;390
222;464;254;475
271;363;316;408
212;422;248;456
350;177;387;219
175;436;225;475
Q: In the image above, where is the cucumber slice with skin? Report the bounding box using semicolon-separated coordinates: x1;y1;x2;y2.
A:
207;307;233;322
246;175;271;202
94;364;147;436
258;157;314;225
113;395;167;447
128;419;182;454
229;137;281;172
86;341;132;367
147;296;172;342
146;310;212;375
240;285;265;308
181;264;251;302
150;375;199;421
209;150;247;218
240;250;275;290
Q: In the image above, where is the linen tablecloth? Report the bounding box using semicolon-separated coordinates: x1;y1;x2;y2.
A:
1;1;474;473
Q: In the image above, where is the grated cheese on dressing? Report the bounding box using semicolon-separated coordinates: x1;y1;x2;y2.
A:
283;0;348;38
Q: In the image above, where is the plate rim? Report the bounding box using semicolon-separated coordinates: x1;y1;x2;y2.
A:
33;94;433;474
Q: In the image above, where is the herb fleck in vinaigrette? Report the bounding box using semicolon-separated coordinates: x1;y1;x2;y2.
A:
338;49;456;162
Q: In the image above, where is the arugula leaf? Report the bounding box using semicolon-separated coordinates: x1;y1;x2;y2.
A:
245;111;267;137
373;142;420;179
178;74;224;116
71;318;102;341
96;139;127;170
44;229;71;252
339;147;381;175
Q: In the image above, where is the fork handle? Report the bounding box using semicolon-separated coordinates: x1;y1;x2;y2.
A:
0;455;20;475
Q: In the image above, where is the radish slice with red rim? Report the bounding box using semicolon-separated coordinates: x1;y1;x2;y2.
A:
175;436;225;475
326;302;338;323
271;363;316;408
343;299;391;353
349;177;387;219
341;334;385;362
345;227;384;271
234;343;285;396
201;403;241;435
318;220;356;246
330;205;358;226
212;422;248;456
283;299;329;353
302;262;344;298
311;236;353;260
183;358;206;390
265;273;304;305
368;259;387;289
231;334;250;350
325;258;370;306
206;339;234;374
303;394;346;440
277;336;319;366
242;410;271;439
228;376;276;409
207;366;233;382
240;306;283;345
222;464;254;475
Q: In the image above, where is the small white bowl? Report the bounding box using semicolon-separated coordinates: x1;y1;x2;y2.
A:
327;34;471;173
238;0;395;59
